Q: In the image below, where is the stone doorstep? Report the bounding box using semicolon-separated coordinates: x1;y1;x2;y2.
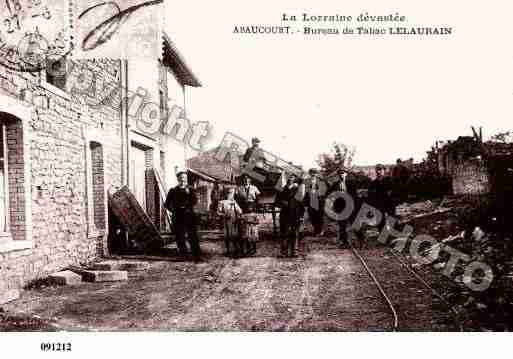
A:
90;261;149;272
48;270;83;286
69;267;128;283
0;289;20;305
80;270;128;283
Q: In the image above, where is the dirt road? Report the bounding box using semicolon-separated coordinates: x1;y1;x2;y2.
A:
3;234;457;331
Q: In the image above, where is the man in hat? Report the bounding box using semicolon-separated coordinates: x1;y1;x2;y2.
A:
243;137;263;163
327;167;360;246
276;172;303;257
242;137;268;183
164;171;202;260
368;164;395;232
304;168;326;236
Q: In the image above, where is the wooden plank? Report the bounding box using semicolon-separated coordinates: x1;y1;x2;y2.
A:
153;168;173;233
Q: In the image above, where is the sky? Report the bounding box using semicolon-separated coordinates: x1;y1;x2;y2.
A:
164;0;513;169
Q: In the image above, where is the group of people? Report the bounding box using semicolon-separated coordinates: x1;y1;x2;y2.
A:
314;164;397;245
217;175;261;258
164;170;263;260
163;163;396;261
279;163;397;255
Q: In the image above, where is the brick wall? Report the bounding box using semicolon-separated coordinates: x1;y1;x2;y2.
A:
0;58;123;300
6;120;26;241
91;142;105;231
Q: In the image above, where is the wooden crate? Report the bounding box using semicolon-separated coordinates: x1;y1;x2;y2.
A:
108;186;163;251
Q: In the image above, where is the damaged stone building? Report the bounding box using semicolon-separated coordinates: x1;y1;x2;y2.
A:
435;135;513;196
0;34;201;304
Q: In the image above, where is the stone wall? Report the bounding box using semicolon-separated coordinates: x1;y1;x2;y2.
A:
0;59;123;302
452;159;490;195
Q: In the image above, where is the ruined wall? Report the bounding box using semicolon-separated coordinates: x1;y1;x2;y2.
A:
452;159;490;195
0;59;123;302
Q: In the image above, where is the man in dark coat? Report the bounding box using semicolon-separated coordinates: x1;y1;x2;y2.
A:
327;167;361;246
368;164;395;231
304;168;326;236
242;137;267;181
391;159;410;204
276;173;303;257
243;137;263;163
164;171;201;260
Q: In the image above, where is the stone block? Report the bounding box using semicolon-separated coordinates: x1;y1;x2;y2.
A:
48;270;82;286
78;270;128;283
0;289;20;305
90;261;149;271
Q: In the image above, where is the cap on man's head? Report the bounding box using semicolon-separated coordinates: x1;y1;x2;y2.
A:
308;168;319;175
176;170;187;178
375;164;385;171
251;137;261;144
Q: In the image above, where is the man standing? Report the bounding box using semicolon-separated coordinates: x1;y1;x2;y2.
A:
236;175;261;213
276;173;303;257
368;164;395;232
164;171;201;260
236;174;261;255
327;167;359;246
392;159;410;204
304;168;326;236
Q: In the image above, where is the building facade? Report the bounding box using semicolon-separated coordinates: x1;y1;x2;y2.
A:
0;34;201;304
0;58;123;304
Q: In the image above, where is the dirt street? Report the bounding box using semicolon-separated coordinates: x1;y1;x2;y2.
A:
2;232;457;331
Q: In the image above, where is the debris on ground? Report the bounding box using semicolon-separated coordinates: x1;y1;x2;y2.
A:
0;311;58;331
397;200;436;217
395;195;513;331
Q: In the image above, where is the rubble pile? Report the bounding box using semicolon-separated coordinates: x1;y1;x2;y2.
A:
0;310;58;331
440;226;513;330
398;196;513;330
396;200;445;222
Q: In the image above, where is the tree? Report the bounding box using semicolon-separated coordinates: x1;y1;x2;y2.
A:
316;142;356;176
316;153;339;176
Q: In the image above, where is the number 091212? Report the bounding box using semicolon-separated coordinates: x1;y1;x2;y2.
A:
40;343;72;351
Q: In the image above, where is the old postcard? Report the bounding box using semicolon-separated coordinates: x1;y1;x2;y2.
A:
0;0;512;357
